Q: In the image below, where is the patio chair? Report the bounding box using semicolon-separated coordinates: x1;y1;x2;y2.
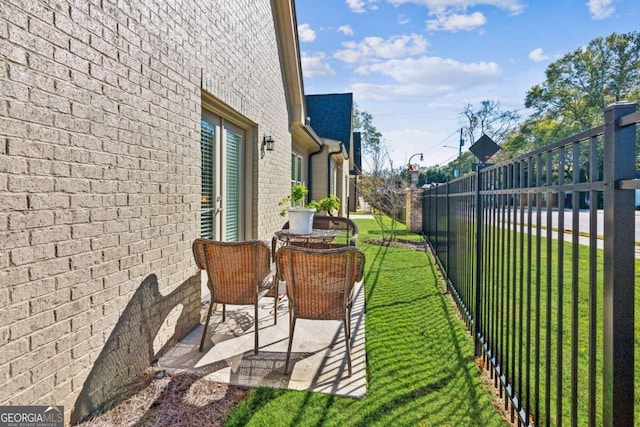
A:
192;238;276;353
275;245;365;377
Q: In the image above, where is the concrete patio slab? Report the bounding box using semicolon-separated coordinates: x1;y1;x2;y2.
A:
159;281;366;399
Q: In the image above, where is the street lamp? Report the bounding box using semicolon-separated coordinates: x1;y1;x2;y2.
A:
407;153;423;188
407;153;423;170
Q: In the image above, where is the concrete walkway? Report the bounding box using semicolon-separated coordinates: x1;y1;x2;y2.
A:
159;281;367;399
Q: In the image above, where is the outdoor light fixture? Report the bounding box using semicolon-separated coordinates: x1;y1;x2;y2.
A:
261;135;275;158
407;153;424;170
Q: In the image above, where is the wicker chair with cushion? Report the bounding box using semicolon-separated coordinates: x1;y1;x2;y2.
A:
192;238;276;353
275;245;365;377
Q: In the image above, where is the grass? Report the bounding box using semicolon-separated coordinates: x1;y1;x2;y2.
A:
448;219;640;426
479;226;601;425
223;217;508;427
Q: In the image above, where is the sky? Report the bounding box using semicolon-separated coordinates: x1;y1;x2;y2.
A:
294;0;639;170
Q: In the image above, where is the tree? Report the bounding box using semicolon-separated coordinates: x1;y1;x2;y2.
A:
353;103;388;175
525;31;640;131
421;165;451;185
500;115;576;158
358;170;404;241
460;100;521;146
352;104;406;240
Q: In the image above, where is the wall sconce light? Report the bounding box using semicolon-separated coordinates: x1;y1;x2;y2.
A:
261;135;275;158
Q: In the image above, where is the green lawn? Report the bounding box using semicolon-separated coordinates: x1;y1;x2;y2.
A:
223;217;508;427
474;222;640;426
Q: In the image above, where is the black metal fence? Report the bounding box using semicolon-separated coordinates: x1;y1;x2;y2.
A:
422;102;639;427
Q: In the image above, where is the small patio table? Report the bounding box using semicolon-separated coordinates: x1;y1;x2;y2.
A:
273;228;339;249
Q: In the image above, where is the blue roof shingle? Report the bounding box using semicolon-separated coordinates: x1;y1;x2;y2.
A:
305;93;353;155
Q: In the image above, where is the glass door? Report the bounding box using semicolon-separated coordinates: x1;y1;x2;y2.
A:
200;111;244;241
223;122;243;241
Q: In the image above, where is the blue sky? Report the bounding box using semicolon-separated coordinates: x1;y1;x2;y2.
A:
295;0;639;170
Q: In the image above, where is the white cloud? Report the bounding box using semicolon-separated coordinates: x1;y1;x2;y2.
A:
361;56;501;84
346;0;379;13
351;82;436;101
301;53;336;77
351;56;502;101
346;0;366;13
528;48;550;62
426;11;486;31
586;0;615;20
334;34;428;63
298;23;316;42
397;14;411;24
388;1;523;32
387;0;525;15
338;25;354;36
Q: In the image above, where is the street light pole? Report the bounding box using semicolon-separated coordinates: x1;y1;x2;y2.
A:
443;145;461;177
442;130;464;177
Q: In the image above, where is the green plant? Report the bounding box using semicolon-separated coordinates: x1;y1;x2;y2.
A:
279;184;309;216
279;184;342;217
307;195;341;216
289;184;308;205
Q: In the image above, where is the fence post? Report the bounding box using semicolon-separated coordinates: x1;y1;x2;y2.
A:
434;185;438;254
445;181;450;274
602;101;636;427
474;166;483;357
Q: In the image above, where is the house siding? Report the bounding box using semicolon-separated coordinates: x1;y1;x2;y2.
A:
0;0;291;423
304;94;354;213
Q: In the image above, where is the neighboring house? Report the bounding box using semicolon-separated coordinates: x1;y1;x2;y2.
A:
351;131;363;211
0;0;312;423
305;93;361;215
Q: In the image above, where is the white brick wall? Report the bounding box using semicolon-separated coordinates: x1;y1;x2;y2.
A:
0;0;292;424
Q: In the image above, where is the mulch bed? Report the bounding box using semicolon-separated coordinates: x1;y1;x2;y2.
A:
361;238;427;251
78;302;248;427
77;371;247;427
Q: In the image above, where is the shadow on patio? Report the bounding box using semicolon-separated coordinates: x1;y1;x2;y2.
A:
158;281;366;399
77;218;509;426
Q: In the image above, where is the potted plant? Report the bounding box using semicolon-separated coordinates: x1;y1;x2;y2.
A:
279;184;315;234
307;195;341;216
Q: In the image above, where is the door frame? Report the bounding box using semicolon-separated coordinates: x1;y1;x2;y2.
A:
201;93;257;242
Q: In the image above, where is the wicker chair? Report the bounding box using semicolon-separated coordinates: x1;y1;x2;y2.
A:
275;245;365;376
271;216;359;256
192;239;276;353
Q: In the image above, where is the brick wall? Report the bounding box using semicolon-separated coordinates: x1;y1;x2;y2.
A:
405;188;424;233
0;0;291;424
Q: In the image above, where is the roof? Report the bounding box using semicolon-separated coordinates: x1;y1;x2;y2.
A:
305;93;353;154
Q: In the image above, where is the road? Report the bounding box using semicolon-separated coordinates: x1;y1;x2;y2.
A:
510;208;640;257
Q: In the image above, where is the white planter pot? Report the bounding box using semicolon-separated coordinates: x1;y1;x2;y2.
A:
288;208;315;234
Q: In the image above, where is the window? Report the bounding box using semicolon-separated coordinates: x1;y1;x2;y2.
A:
291;153;303;188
